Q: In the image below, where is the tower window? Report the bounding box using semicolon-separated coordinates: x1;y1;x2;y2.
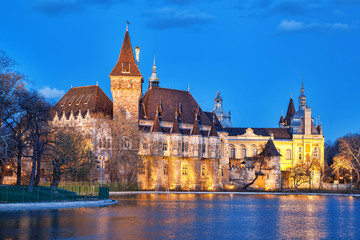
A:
286;149;291;160
182;165;188;176
122;62;130;73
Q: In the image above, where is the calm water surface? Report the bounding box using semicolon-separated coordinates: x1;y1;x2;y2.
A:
0;194;359;240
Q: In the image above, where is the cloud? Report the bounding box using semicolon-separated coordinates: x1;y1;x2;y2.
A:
34;0;127;15
237;0;324;17
39;86;65;99
143;7;215;29
277;19;351;33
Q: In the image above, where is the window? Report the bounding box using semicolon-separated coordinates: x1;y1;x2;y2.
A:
99;139;103;148
164;164;168;175
122;62;130;73
184;143;189;152
220;140;224;156
178;142;182;152
313;147;318;159
193;145;198;152
182;165;188;175
163;141;168;151
202;143;206;154
182;142;185;152
230;147;236;158
299;147;302;160
201;166;206;176
252;148;258;157
107;139;111;149
173;143;177;151
286;149;291;160
241;147;247;158
139;163;145;174
142;141;148;150
221;168;224;176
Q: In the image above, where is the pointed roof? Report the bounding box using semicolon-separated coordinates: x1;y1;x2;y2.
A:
260;139;281;157
284;98;295;126
209;118;218;137
279;114;284;124
110;30;142;78
191;117;201;135
151;114;162;133
171;116;181;134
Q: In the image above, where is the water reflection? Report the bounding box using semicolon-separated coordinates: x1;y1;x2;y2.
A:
0;194;359;240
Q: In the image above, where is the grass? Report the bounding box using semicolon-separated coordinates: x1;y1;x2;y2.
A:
0;185;97;203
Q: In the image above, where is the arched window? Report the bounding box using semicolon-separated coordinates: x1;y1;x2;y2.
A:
103;138;106;149
286;149;291;160
241;146;246;158
230;146;236;158
99;139;103;148
107;139;111;149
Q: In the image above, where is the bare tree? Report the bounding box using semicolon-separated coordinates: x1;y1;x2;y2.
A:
96;110;141;185
48;128;94;188
332;133;360;187
18;90;52;191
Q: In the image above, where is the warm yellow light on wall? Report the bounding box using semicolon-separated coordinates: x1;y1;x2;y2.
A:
208;186;213;191
6;165;10;169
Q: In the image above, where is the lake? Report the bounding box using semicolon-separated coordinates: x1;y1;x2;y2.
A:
0;194;359;239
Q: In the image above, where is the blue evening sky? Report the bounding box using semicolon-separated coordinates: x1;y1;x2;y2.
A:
1;0;359;141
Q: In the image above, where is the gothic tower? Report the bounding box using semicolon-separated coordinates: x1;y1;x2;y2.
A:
110;25;143;121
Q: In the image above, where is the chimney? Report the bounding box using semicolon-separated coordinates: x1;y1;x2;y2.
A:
135;46;140;66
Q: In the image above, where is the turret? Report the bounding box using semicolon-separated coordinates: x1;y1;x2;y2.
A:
148;52;160;88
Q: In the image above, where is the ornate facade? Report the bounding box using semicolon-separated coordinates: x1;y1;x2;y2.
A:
51;26;324;191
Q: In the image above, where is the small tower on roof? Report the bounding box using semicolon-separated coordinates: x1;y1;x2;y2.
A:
211;91;232;128
299;81;307;110
149;52;160;88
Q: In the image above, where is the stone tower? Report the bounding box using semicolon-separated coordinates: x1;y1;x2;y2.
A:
110;25;143;121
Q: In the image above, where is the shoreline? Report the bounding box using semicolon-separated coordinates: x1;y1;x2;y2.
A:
110;191;360;197
0;199;118;212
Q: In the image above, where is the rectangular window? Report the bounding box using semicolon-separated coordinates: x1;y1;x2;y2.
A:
184;143;189;152
182;165;188;176
299;147;302;160
163;142;168;151
286;150;291;160
202;143;206;154
164;164;168;175
201;166;206;176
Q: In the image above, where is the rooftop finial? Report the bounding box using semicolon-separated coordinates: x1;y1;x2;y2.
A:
126;20;130;32
148;51;159;88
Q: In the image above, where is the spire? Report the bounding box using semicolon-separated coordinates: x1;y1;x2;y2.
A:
151;113;162;133
299;81;307;110
260;138;281;157
171;114;181;134
284;97;295;126
279;114;284;124
110;24;142;78
191;110;201;136
149;52;160;88
209;116;218;137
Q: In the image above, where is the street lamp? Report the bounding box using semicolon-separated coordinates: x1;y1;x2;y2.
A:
96;157;105;187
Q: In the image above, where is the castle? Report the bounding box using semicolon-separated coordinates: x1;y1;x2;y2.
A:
51;26;325;190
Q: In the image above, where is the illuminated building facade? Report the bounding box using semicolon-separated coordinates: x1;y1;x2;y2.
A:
52;26;324;190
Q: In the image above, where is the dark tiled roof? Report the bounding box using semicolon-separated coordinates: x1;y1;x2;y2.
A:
224;127;292;140
284;98;295;126
140;87;212;126
110;31;142;77
51;85;113;119
261;139;282;157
